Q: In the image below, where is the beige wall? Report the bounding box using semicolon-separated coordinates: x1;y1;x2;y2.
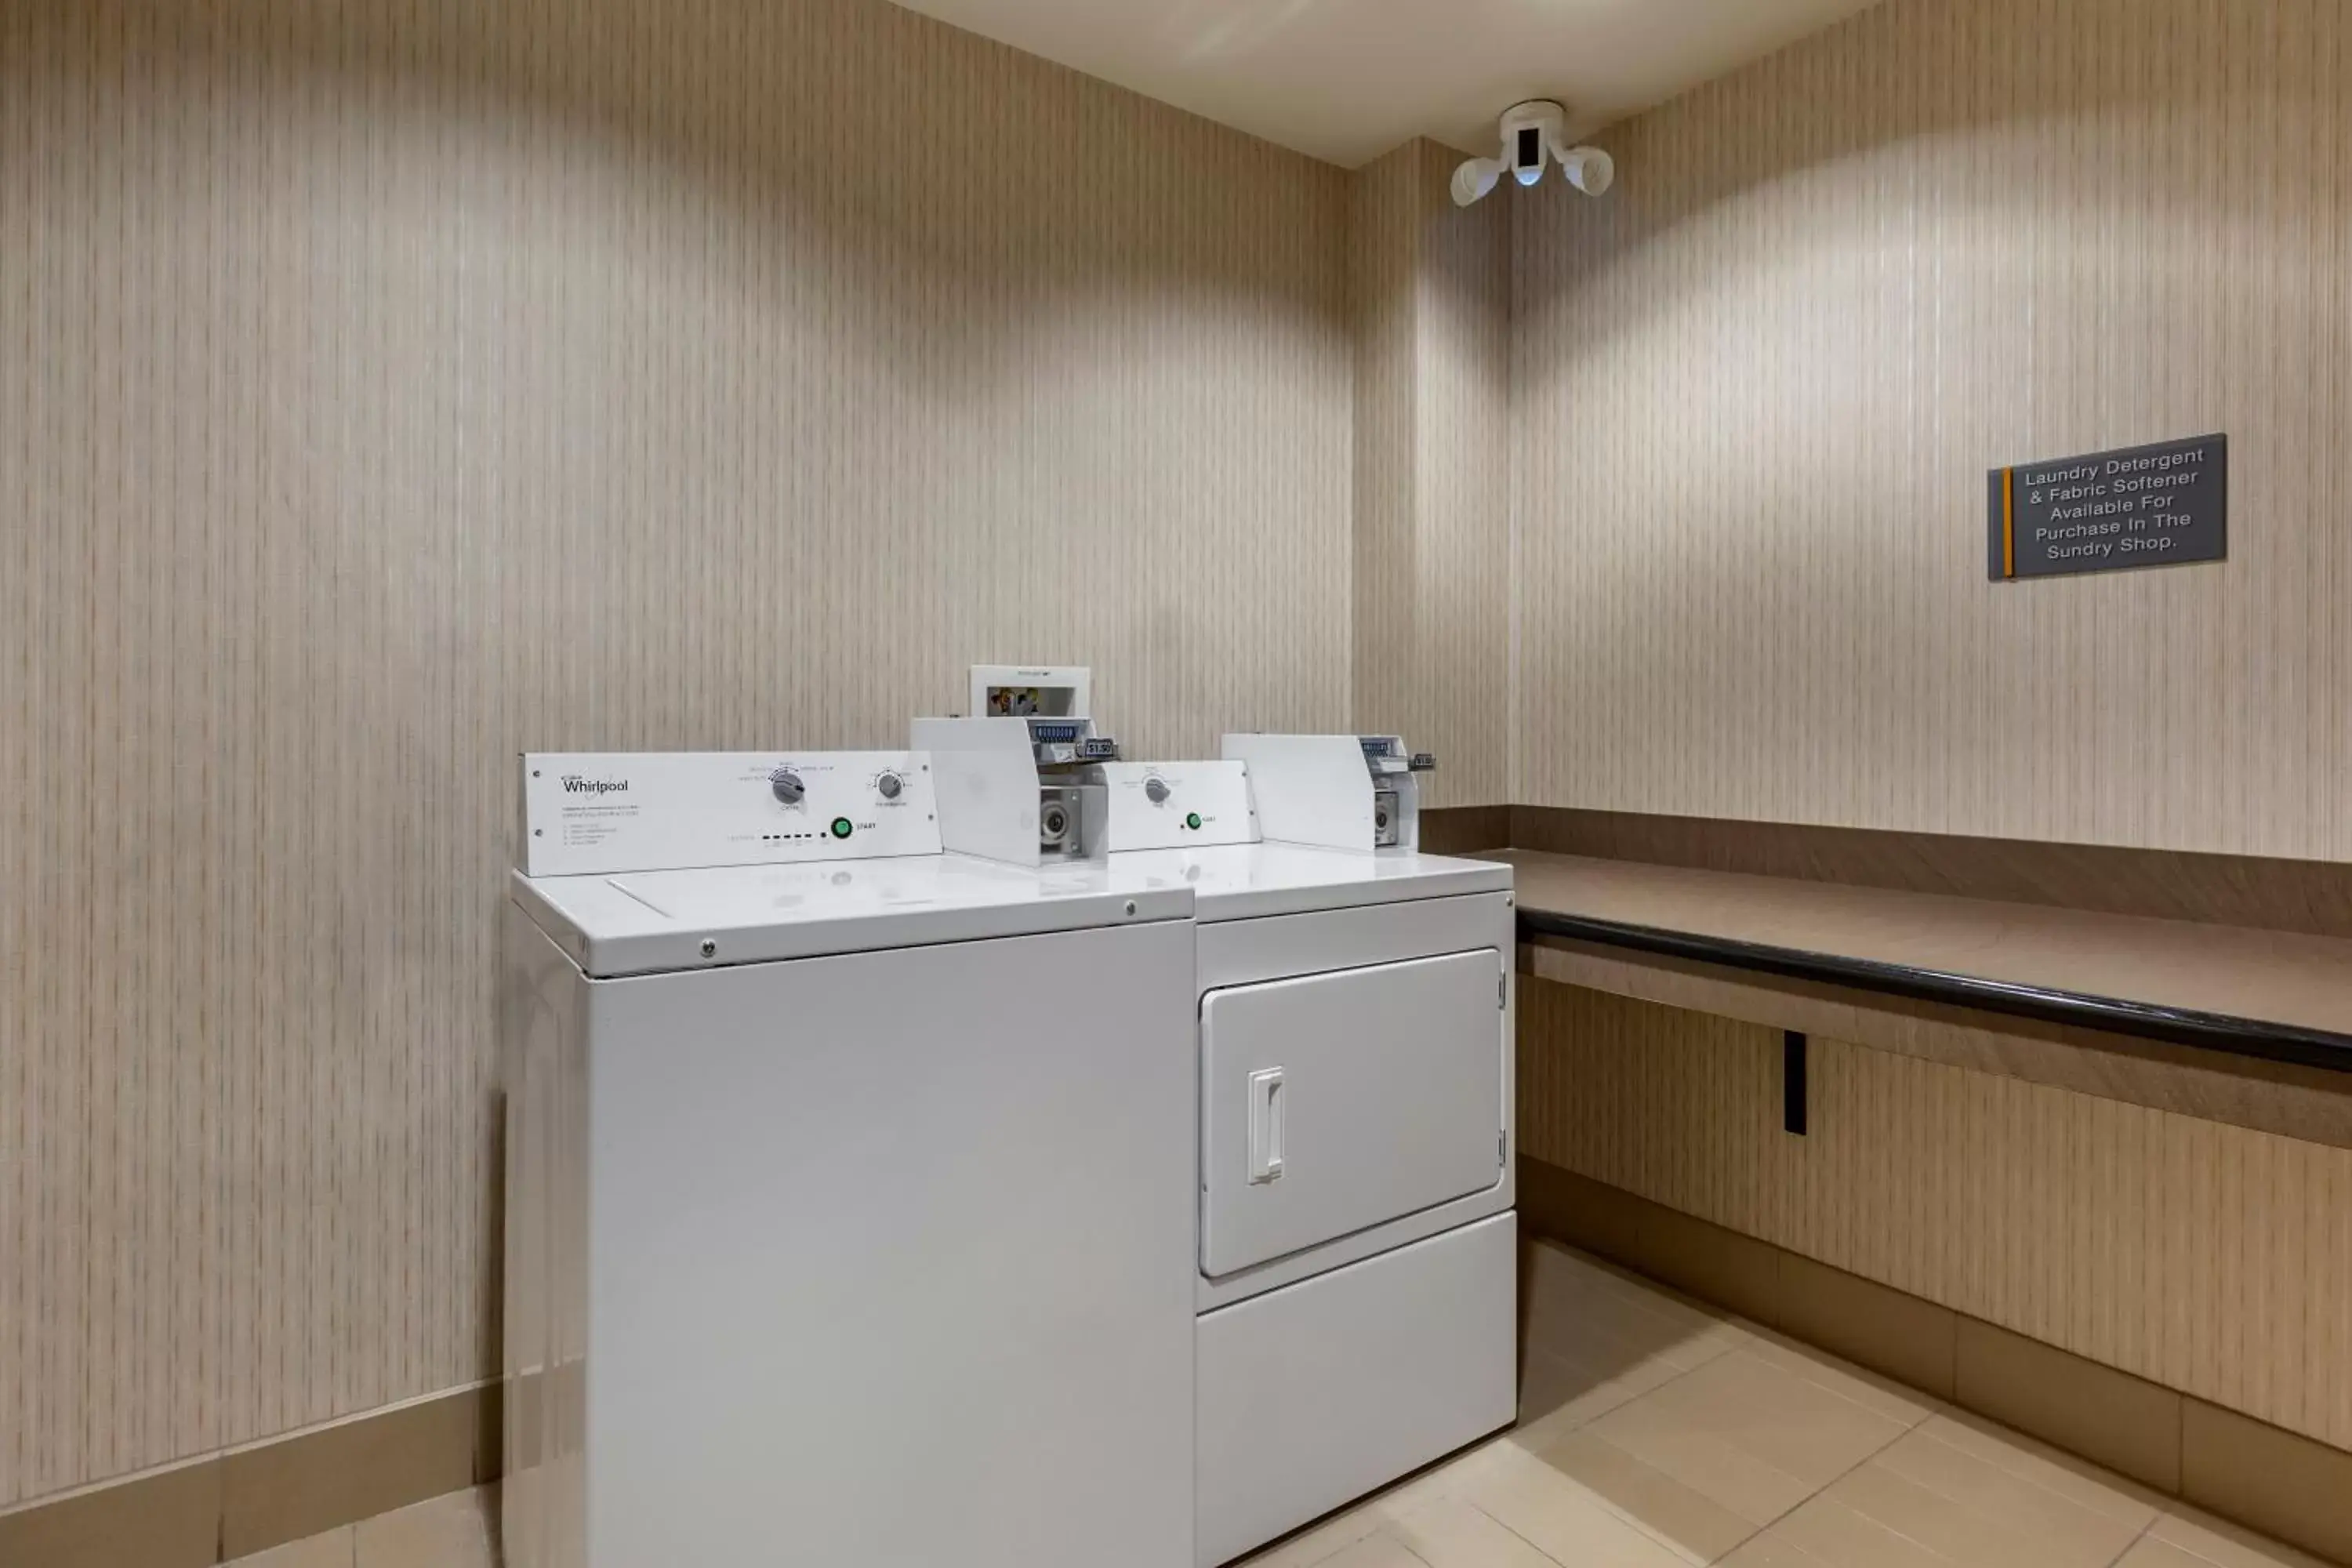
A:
0;0;1356;1507
16;0;2351;1519
1512;0;2352;861
1350;140;1512;808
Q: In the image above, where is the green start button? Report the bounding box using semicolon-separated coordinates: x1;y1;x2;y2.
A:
1185;812;1203;830
829;818;854;840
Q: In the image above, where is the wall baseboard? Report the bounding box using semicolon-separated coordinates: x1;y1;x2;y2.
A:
0;1382;496;1568
1519;1156;2352;1566
1417;804;1514;855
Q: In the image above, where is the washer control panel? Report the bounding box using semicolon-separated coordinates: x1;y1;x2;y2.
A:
519;751;939;877
1101;761;1258;851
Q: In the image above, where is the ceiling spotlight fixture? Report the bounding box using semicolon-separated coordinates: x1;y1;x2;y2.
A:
1451;99;1616;208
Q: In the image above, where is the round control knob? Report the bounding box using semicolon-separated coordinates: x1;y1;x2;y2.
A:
876;771;904;801
768;768;805;806
1144;776;1171;805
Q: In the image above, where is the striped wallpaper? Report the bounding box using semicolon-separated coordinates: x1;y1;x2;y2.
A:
0;0;1359;1506
1512;0;2352;862
14;0;2351;1515
1350;140;1512;808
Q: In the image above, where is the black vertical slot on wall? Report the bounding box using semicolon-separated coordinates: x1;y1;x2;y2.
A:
1783;1031;1809;1136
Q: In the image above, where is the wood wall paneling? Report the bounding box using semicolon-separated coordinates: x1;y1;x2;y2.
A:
1517;979;2352;1456
0;0;1353;1508
1415;804;1513;855
1520;935;2352;1155
1511;0;2352;862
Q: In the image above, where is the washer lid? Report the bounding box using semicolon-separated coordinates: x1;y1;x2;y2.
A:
1105;843;1512;923
514;853;1191;978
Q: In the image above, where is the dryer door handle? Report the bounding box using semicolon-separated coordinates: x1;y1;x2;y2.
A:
1247;1067;1285;1185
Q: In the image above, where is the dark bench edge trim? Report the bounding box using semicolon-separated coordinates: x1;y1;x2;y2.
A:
1519;909;2352;1075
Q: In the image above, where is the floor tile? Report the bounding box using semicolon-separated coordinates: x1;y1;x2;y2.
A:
1534;1430;1759;1563
1588;1350;1911;1524
1515;1339;1695;1448
1728;1321;1940;1430
1450;1450;1697;1566
224;1526;355;1568
1686;1351;1917;1472
1527;1247;1715;1345
1589;1307;1743;1380
1915;1413;2167;1526
1765;1495;1960;1568
1867;1425;2152;1566
1585;1394;1821;1526
1824;1457;2106;1568
1715;1533;1833;1566
352;1484;496;1568
2148;1505;2338;1568
1317;1534;1436;1568
1526;1244;1747;1371
1379;1439;1526;1525
1238;1436;1518;1566
1519;1243;1751;1454
2114;1539;2230;1568
1387;1495;1563;1568
1239;1504;1393;1568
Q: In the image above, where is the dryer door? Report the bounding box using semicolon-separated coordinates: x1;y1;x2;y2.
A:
1200;949;1504;1279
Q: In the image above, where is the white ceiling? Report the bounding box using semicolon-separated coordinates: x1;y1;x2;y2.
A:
889;0;1884;167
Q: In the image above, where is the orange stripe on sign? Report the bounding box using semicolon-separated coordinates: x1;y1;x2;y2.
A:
2002;468;2016;578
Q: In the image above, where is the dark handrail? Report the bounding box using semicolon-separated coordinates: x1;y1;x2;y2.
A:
1519;909;2352;1075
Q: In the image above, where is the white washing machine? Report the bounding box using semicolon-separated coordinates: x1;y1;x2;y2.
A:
502;752;1198;1568
1089;748;1519;1568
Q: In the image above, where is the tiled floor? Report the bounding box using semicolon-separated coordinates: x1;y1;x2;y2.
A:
225;1485;497;1568
1236;1241;2331;1568
225;1242;2328;1568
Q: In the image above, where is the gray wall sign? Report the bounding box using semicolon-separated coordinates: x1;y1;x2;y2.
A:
1988;434;2227;581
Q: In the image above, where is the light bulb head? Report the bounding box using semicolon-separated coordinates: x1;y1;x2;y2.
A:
1450;158;1501;208
1559;145;1616;198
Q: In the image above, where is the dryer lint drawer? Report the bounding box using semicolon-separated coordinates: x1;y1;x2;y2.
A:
1199;948;1504;1279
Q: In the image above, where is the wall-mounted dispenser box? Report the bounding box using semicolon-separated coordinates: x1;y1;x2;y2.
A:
1221;735;1436;855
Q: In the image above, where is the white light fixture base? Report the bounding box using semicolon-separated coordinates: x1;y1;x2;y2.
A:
1452;100;1616;207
